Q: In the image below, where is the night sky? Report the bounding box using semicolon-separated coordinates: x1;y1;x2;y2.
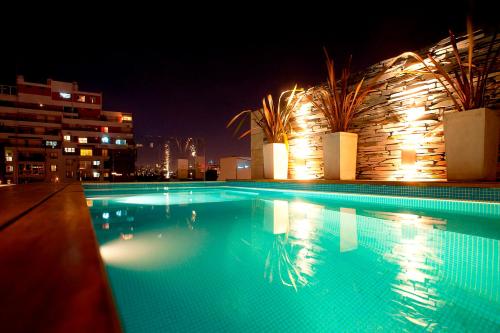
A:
1;2;496;162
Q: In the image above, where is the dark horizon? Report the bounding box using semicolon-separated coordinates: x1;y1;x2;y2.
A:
1;2;496;162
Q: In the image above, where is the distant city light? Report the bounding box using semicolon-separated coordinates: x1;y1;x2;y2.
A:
102;212;110;219
102;136;109;144
59;92;71;99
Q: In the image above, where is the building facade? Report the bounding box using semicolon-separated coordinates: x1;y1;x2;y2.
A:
0;76;135;183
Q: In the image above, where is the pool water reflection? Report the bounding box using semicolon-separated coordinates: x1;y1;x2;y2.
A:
86;188;500;332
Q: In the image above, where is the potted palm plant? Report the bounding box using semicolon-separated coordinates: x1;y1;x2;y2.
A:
425;23;499;180
227;86;302;179
309;49;383;180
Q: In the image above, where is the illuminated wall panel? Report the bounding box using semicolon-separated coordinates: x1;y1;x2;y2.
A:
251;31;499;180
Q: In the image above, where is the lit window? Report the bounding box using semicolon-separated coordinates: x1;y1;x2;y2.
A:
115;139;126;145
80;149;92;156
101;136;109;144
51;165;57;172
77;95;86;102
104;172;109;177
90;97;96;103
102;149;108;157
64;147;76;153
102;126;108;133
6;156;12;162
78;137;87;143
6;165;14;173
237;161;250;169
59;92;71;99
93;160;100;166
93;171;100;178
64;135;71;141
102;212;109;219
122;115;132;122
45;140;57;148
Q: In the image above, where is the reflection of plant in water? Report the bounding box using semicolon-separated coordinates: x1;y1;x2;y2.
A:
387;224;442;331
186;210;197;230
264;233;309;291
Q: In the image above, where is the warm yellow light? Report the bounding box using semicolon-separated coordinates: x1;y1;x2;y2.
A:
406;107;425;121
80;148;92;156
296;102;312;117
401;164;419;181
294;165;315;180
120;233;134;241
401;149;417;165
293;138;310;159
99;228;206;270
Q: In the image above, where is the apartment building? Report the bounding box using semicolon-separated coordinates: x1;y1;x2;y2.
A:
0;76;135;183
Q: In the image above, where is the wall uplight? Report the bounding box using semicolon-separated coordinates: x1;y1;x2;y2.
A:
401;149;417;166
406;106;425;122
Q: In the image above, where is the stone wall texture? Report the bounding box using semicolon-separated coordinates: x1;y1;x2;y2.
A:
251;30;500;180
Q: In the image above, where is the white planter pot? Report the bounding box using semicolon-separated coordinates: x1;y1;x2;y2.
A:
323;132;358;180
444;108;499;181
263;143;288;179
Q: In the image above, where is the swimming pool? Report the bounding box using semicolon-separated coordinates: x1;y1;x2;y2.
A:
84;183;500;332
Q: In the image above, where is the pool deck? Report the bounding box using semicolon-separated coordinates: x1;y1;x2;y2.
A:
0;183;122;333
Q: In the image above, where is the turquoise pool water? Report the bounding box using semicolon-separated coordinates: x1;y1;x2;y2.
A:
85;185;500;332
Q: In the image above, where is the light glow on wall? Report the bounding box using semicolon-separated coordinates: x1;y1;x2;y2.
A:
406;107;425;121
289;100;316;180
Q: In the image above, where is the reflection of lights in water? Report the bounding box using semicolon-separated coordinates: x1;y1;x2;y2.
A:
263;200;289;235
187;210;198;230
399;213;420;225
121;233;134;240
289;201;323;241
292;219;312;240
102;212;109;219
116;210;122;217
263;200;324;291
339;208;358;253
388;223;441;329
295;247;314;277
165;193;170;215
99;227;206;270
